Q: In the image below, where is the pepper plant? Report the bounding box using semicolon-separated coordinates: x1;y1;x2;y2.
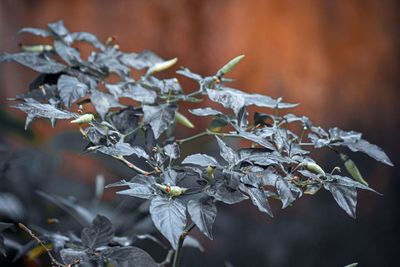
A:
0;21;393;267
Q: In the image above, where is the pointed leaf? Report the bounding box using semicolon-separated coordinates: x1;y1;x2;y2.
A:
120;50;164;70
324;182;357;219
239;183;273;217
48;20;69;36
53;40;81;65
106;82;157;104
18;27;52;37
142;104;176;139
107;176;156;199
57;75;89;108
90;90;123;119
189;107;223;117
164;143;180;160
60;248;90;264
215;136;239;165
104;246;158;267
149;196;186;249
176;67;203;81
347;139;393;166
182;154;220;167
262;170;301;209
1;52;66;73
71;32;105;50
81;215;114;249
187;198;217;239
12;98;74;129
97;143;149;158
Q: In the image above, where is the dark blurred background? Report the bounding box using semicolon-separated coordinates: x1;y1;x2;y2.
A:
0;0;399;266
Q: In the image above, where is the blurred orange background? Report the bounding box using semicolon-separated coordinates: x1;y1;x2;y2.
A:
0;1;398;266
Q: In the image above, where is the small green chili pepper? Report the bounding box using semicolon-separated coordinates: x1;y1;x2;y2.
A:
175;111;194;129
340;153;368;186
21;44;53;53
216;54;245;77
70;114;95;124
300;162;326;176
147;58;178;75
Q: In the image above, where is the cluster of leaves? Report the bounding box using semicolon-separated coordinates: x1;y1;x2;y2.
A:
0;20;393;266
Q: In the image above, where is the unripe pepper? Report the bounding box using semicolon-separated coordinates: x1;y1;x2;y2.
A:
340;153;368;186
21;44;53;53
175;111;194;129
70;114;95;124
147;58;178;75
216;55;245;78
299;162;326;176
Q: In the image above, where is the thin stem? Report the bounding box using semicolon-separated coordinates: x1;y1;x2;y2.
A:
114;156;154;175
172;223;196;267
176;130;239;144
19;223;78;267
298;127;306;144
121;124;143;141
186;89;202;98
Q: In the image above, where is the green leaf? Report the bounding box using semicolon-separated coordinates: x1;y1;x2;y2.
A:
189;107;223;117
182;153;220;167
60;248;90;264
106;82;157;104
1;52;66;73
187;197;217;240
149;196;187;249
347;139;393;166
177;67;203;81
53;40;81;65
215;136;239;165
109;176;156;200
120;50;164;70
18;27;52;37
81;215;114;250
104;246;158;267
207;87;297;115
57;75;89;108
12;98;74;129
97;143;149;158
90;90;123;119
142;104;177;139
71;32;105;50
239;183;273;217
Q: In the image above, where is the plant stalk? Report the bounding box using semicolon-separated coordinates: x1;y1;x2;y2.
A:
176;130;239;144
172;223;196;267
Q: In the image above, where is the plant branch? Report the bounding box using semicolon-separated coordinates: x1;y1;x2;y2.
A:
113;155;154;175
176;130;239;144
172;223;196;267
19;223;79;267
